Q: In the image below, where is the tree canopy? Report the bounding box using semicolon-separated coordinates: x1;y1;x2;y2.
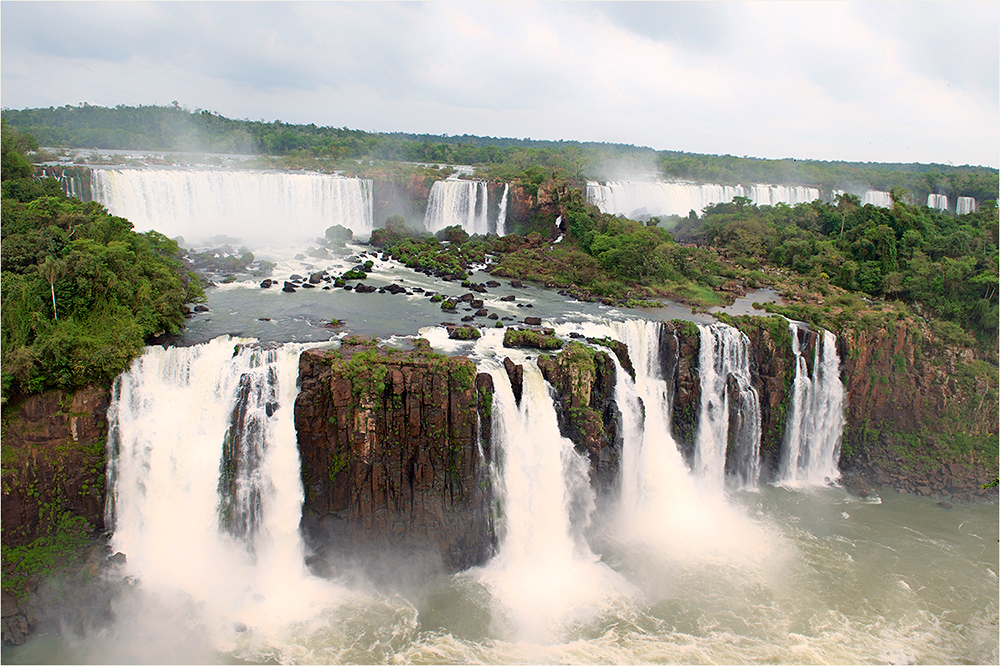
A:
1;121;203;403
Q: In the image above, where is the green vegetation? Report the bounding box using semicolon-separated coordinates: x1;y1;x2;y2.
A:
1;121;203;404
8;104;994;202
1;510;93;601
675;193;999;350
450;326;482;340
490;191;733;306
503;328;564;350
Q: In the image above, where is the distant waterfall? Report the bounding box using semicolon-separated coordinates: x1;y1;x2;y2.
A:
927;194;949;210
497;183;510;236
863;190;893;208
424;179;490;235
106;337;338;633
90;167;374;244
586;181;820;219
957;197;977;215
693;323;761;492
778;322;846;486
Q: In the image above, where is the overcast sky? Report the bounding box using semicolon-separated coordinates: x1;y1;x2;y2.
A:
2;1;998;167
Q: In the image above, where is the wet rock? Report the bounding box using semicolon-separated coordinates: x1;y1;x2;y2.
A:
294;343;491;573
503;357;524;405
523;316;542;326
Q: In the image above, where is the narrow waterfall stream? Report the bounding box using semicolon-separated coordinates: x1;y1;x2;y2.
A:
779;321;846;486
694;322;761;492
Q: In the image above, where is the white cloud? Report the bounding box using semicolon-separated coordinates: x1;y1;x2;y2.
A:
1;1;996;166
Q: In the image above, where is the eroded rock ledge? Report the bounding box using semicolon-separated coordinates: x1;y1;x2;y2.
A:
294;337;493;573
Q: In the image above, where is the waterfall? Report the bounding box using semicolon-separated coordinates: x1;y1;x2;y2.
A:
610;320;695;518
496;183;509;236
479;357;624;640
586;181;820;219
927;193;949;210
423;179;490;235
693;323;761;492
90;167;374;244
863;190;893;208
106;337;339;636
778;322;846;486
957;196;977;215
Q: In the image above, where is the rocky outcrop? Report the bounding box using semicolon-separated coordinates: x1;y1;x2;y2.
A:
1;387;109;547
837;320;998;501
371;175;435;227
537;342;620;491
660;321;702;466
294;338;492;573
1;387;109;645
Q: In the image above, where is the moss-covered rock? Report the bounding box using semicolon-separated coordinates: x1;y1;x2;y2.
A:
537;342;620;491
294;339;492;573
502;328;563;350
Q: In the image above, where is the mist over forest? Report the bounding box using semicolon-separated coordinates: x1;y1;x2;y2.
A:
4;103;997;203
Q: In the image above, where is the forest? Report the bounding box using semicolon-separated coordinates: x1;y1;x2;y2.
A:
3;103;997;203
1;120;203;402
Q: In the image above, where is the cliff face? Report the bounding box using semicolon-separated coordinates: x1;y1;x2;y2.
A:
293;339;492;572
537;342;620;491
1;388;108;547
837;321;998;500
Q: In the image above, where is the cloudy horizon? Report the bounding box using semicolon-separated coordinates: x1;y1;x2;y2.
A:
2;1;998;168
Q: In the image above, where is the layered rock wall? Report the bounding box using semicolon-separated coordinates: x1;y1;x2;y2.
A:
294;339;492;572
1;388;108;547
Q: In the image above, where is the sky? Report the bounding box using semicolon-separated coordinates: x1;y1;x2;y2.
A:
1;1;998;168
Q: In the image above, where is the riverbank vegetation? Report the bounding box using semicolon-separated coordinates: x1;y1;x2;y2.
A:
1;121;204;405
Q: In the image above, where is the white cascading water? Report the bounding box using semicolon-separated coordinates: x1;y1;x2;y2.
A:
586;181;820;219
424;179;490;235
693;323;761;492
957;196;977;215
90;168;374;244
927;193;949;210
609;320;696;518
863;190;893;208
476;354;628;641
778;322;846;486
106;337;341;646
497;183;509;236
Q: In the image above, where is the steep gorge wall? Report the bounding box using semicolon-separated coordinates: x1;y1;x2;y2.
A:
1;388;108;547
837;320;998;499
293;338;493;572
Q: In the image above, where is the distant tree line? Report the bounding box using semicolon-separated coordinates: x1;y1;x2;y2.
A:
5;104;996;200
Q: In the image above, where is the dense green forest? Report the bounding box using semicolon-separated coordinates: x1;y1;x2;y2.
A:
3;103;996;202
672;193;999;348
1;120;203;403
